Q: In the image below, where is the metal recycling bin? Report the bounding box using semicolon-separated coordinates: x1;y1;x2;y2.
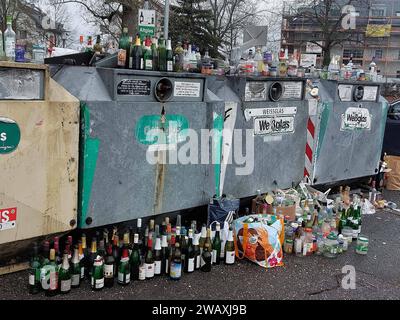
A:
0;62;79;260
305;80;389;185
208;76;309;199
53;66;220;229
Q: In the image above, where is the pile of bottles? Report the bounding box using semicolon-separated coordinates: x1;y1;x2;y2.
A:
283;186;367;258
116;28;227;75
28;216;236;296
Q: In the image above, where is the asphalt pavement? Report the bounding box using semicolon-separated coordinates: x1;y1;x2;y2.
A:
1;191;400;300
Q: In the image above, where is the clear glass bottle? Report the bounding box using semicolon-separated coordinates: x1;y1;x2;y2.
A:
4;16;16;61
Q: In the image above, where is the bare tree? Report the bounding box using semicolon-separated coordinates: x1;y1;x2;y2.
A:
284;0;371;66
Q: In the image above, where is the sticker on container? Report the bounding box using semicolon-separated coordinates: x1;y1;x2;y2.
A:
281;82;303;100
245;82;267;101
174;81;201;98
338;84;353;102
244;107;297;122
363;86;378;101
117;79;151;96
0;207;17;231
254;116;295;136
0;117;21;155
341;107;371;131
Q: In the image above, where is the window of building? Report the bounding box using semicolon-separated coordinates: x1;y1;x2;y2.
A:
375;49;383;59
397;71;400;79
396;11;400;17
343;49;364;59
370;7;386;17
398;50;400;60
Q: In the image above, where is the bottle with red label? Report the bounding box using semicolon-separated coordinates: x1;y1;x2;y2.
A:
45;249;59;297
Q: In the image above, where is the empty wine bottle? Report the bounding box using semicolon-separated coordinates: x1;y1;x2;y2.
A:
28;243;41;295
193;232;201;270
58;251;71;294
104;244;115;288
212;222;222;265
144;238;155;279
118;245;131;285
225;227;235;265
170;242;182;280
70;245;81;288
185;229;195;273
200;242;212;272
161;235;169;275
130;234;141;280
154;237;162;276
91;256;104;291
45;249;59;297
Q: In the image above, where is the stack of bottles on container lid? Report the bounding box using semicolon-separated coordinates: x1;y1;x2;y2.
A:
116;27;228;75
28;215;236;296
282;185;370;259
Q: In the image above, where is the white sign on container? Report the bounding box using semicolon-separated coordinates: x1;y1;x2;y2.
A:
306;42;323;53
174;82;201;98
300;54;317;68
341;107;371;131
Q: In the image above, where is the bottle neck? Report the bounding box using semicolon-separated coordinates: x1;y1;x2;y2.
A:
72;248;80;263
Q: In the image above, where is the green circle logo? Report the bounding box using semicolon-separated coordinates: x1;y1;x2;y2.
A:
0;117;21;155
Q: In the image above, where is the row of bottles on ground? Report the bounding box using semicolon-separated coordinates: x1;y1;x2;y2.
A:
29;216;236;295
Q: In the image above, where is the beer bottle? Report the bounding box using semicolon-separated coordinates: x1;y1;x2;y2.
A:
104;244;115;288
130;234;141;280
70;245;81;288
45;249;59;297
28;243;41;294
170;242;182;280
58;251;71;294
199;224;207;254
225;228;235;265
166;39;174;72
144;238;155;279
112;234;120;277
91;256;104;291
158;37;167;72
154;237;162;276
212;223;222;265
193;232;201;270
184;229;195;273
88;237;97;277
200;242;212;272
161;235;169;275
118;245;131;285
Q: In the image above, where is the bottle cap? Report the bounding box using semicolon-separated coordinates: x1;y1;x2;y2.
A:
161;235;168;247
137;218;142;228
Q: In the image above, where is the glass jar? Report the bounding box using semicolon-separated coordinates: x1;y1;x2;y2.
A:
323;233;339;258
302;228;313;256
338;234;348;251
32;45;45;64
341;226;353;245
15;44;25;63
356;236;369;255
284;239;293;254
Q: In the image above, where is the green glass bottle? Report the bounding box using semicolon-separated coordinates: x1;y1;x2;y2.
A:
28;243;41;294
104;243;115;288
212;223;222;265
45;249;59;297
200;242;212;272
131;34;143;70
91;256;104;291
193;232;201;270
118;245;131;285
144;37;153;70
58;251;71;294
225;228;235;265
70;245;81;288
151;38;159;71
144;238;155;279
161;235;169;275
130;233;141;280
39;241;50;291
158;37;167;72
166;39;174;72
118;27;130;68
88;237;97;278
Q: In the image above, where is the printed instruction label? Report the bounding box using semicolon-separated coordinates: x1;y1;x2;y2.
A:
282;82;303;99
117;79;151;96
174;81;201;98
245;82;267;101
363;86;378;101
0;207;17;231
341;107;371;131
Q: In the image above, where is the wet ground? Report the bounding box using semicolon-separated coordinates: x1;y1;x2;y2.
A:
1;191;400;300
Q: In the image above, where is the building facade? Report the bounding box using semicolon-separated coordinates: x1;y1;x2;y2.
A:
281;0;400;78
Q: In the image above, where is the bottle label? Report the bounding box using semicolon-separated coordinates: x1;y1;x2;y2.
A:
140;58;144;70
60;279;71;292
118;49;126;66
40;268;49;290
129;57;133;69
155;261;161;275
71;274;80;286
29;274;35;285
220;244;225;259
196;255;201;269
118;272;130;283
170;262;182;279
188;258;195;272
5;39;15;58
145;263;155;278
225;251;235;264
165;259;169;274
145;59;153;70
139;265;146;280
80;266;85;279
212;250;217;264
104;264;114;278
295;239;302;254
95;278;104;289
167;61;173;71
49;271;58;290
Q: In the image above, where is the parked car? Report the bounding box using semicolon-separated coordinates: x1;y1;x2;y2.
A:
383;99;400;156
